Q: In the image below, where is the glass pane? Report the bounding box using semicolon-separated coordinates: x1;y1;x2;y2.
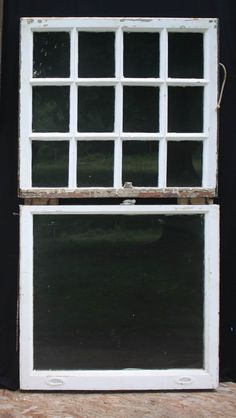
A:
32;86;70;132
168;87;203;133
167;141;203;187
123;32;159;78
33;32;70;78
78;32;115;77
168;33;203;78
78;87;114;132
32;141;69;187
123;87;159;132
122;141;158;187
33;213;204;370
77;141;114;187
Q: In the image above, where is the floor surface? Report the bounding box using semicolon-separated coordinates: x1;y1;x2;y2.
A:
0;382;236;417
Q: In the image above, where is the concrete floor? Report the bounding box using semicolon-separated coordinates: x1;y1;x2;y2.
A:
0;382;236;418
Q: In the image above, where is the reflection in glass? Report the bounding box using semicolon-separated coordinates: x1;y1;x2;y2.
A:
32;141;69;187
168;33;203;78
124;32;159;78
32;86;70;132
122;141;158;187
123;87;159;132
77;141;114;187
78;87;114;132
33;213;204;370
167;141;203;187
168;87;203;133
33;32;70;78
78;32;115;77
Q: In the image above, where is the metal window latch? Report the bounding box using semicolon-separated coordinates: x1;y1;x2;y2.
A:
120;199;136;205
46;377;65;387
124;182;133;188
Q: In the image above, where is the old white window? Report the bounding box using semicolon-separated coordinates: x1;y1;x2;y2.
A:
20;204;219;390
19;18;218;198
19;18;219;391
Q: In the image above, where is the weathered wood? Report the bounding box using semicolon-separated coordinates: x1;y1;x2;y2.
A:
24;198;59;205
177;198;189;205
48;198;59;205
189;198;208;205
189;198;215;205
19;188;216;200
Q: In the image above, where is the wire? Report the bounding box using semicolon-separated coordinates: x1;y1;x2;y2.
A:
217;63;227;110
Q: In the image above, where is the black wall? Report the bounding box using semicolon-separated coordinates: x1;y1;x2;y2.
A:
0;0;235;389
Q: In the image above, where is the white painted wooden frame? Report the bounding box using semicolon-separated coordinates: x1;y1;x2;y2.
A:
19;18;218;198
20;204;219;390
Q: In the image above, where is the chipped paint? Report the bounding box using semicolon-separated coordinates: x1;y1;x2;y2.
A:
19;188;216;199
119;18;153;22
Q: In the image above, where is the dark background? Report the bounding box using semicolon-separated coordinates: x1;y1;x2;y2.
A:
0;0;235;390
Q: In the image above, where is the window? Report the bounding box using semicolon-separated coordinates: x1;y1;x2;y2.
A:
20;204;219;390
19;18;219;391
19;18;218;198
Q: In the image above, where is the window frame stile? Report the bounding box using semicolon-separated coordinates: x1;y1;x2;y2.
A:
204;205;220;384
20;21;33;190
114;27;123;188
20;207;34;389
69;28;78;189
202;24;218;189
158;28;168;189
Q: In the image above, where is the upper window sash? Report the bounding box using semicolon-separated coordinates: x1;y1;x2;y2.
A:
19;18;218;198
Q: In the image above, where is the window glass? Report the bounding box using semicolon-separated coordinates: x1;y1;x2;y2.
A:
123;87;159;132
167;141;203;187
78;87;115;132
168;87;203;133
123;32;159;78
33;214;204;370
78;32;115;78
32;86;70;132
122;141;158;187
168;33;203;78
33;32;70;78
32;141;69;187
77;141;114;187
